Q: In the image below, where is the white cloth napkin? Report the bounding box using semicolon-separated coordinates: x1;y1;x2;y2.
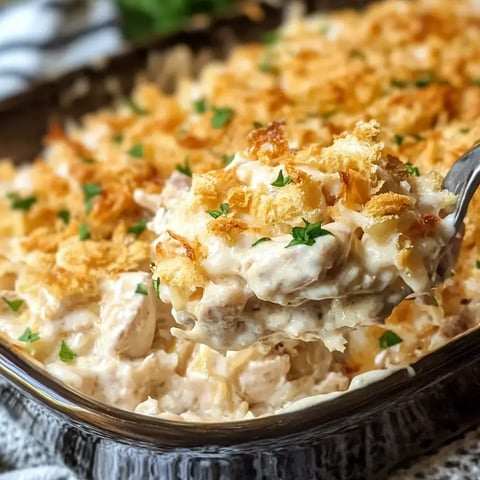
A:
0;0;124;100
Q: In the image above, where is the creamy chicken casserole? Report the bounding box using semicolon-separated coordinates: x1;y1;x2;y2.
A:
0;0;478;421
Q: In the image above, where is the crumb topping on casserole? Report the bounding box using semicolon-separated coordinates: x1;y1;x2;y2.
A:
151;119;455;350
0;0;478;421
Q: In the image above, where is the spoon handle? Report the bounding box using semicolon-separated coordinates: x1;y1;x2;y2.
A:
443;145;480;232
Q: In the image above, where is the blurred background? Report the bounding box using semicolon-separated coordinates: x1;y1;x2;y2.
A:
0;0;238;99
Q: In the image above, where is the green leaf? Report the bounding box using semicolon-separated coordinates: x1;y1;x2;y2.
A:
7;193;37;211
476;260;480;269
135;283;148;295
405;162;420;176
459;127;470;134
262;30;280;45
391;79;408;88
152;277;161;299
128;219;147;236
2;297;24;312
57;209;70;225
206;202;229;219
271;169;292;187
222;154;235;166
414;72;449;88
81;156;95;164
176;157;192;177
18;327;40;344
126;98;148;115
394;134;404;146
211;107;234;129
286;218;332;248
79;223;90;241
378;330;403;349
82;183;101;214
128;143;144;158
471;78;480;86
112;133;124;144
59;340;77;362
251;237;271;247
253;121;264;129
193;98;207;113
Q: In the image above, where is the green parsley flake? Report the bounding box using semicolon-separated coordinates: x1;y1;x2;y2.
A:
126;98;148;115
152;277;161;298
258;52;274;74
459;128;470;134
394;134;404;146
2;297;23;312
391;79;408;88
82;183;101;214
112;133;124;144
253;121;264;129
405;162;420;176
251;237;271;247
414;72;448;88
412;133;425;141
18;327;40;344
206;202;229;219
271;169;292;187
7;193;37;211
79;223;90;241
193;98;207;113
286;218;332;248
262;30;280;45
57;209;70;225
128;144;144;158
471;79;480;86
322;110;338;120
176;157;192;177
128;219;147;236
222;154;235;166
211;107;235;129
59;341;77;362
81;156;95;164
476;260;480;269
135;283;148;295
378;330;403;349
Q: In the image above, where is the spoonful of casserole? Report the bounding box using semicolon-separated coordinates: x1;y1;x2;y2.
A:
144;120;459;351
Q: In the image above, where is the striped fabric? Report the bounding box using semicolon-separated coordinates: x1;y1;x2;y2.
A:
0;0;124;99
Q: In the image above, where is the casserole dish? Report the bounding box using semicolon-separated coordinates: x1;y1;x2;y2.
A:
1;0;480;478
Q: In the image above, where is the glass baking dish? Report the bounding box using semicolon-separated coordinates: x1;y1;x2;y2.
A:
1;1;480;478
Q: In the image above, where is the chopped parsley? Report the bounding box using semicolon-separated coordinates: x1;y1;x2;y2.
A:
7;193;37;211
152;277;161;298
211;107;235;129
405;162;420;176
78;223;90;241
251;237;271;247
476;260;480;269
18;327;40;344
82;183;101;214
57;209;70;225
126;98;148;115
471;79;480;86
253;121;264;129
81;156;95;164
391;79;408;88
128;219;147;236
135;283;148;295
176;157;192;177
459;127;470;134
271;169;292;187
286;218;332;248
2;297;23;312
222;153;235;166
394;134;404;146
322;110;338;120
262;29;280;45
193;98;207;113
206;202;229;219
258;53;273;73
128;143;144;158
414;72;448;88
59;341;77;363
112;133;124;144
412;133;425;141
378;330;403;349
